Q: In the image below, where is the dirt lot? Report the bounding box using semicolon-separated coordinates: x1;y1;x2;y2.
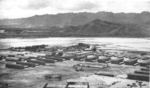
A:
0;60;149;88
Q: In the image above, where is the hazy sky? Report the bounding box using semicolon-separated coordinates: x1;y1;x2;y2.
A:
0;0;150;19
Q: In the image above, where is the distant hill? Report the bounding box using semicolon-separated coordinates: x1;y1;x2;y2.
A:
0;19;149;38
1;11;150;28
61;19;150;37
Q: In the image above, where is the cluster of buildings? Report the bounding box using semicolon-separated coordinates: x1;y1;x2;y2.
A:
128;67;149;81
0;43;150;68
0;43;149;88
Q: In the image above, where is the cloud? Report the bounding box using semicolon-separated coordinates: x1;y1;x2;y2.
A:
23;0;51;10
57;1;100;11
78;2;100;10
147;1;150;6
0;0;150;19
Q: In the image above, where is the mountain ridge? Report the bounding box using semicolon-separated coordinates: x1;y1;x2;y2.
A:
60;19;149;37
1;11;150;28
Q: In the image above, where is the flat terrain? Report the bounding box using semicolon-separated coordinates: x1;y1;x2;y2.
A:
0;60;149;88
1;38;150;51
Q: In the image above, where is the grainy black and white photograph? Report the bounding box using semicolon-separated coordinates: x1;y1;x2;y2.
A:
0;0;150;88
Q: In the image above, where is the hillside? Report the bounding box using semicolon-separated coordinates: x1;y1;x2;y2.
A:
62;19;149;37
0;19;149;38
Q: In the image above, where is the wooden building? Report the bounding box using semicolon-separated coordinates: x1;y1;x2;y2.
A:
36;59;55;63
65;80;89;88
16;61;36;67
140;67;149;71
46;57;63;62
138;57;150;67
85;55;97;62
61;55;74;60
95;72;114;77
27;60;45;65
124;59;138;65
98;56;110;63
127;73;149;81
134;70;149;75
5;63;24;69
74;55;86;61
5;57;21;61
111;57;123;64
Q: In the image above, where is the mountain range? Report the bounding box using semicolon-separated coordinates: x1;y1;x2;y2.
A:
1;11;150;28
0;11;150;37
